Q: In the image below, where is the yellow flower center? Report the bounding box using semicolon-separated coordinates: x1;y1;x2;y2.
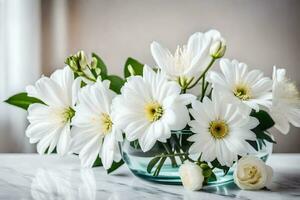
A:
209;120;229;139
100;113;113;135
144;101;164;122
233;84;251;100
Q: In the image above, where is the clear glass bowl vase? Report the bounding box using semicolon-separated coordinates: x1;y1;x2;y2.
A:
121;130;273;185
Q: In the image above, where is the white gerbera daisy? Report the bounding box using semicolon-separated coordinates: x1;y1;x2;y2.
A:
25;66;81;155
188;92;258;167
208;59;272;111
71;80;122;169
151;30;222;82
268;66;300;134
112;65;196;152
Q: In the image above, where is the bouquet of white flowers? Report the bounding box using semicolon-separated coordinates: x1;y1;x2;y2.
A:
5;30;300;191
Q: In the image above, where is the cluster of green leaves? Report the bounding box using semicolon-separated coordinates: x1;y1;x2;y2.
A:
92;54;144;93
124;57;144;78
91;53;125;94
249;110;276;151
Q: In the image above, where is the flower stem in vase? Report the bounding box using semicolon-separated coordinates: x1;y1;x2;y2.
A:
170;135;185;163
162;142;178;167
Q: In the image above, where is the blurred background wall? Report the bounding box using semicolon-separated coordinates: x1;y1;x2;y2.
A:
0;0;299;153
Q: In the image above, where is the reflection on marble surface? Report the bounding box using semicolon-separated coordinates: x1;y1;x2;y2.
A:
31;169;96;200
0;154;299;200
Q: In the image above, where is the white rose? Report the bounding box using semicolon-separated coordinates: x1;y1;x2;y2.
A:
179;161;204;191
234;156;273;190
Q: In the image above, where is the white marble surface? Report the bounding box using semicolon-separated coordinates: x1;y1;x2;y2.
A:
0;154;299;200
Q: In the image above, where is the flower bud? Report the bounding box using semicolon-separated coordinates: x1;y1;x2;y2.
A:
65;57;78;71
91;57;98;69
78;51;88;69
179;161;204;191
95;68;101;75
210;38;226;59
128;64;136;76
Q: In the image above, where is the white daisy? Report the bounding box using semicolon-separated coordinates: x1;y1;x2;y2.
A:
71;80;122;169
208;59;272;111
268;66;300;134
150;30;222;82
25;66;81;155
188;92;258;167
112;65;196;152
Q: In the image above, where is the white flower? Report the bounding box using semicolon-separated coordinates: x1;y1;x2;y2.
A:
234;156;273;190
151;30;223;81
188;92;258;167
179;161;204;191
268;66;300;134
71;80;122;169
208;59;272;111
112;65;196;152
25;66;81;155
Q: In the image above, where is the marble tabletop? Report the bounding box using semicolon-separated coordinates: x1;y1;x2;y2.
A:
0;154;299;200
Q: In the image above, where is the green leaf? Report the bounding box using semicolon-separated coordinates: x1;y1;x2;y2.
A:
147;156;161;173
253;129;276;144
130;140;141;149
106;75;125;94
107;159;124;174
4;92;43;110
92;157;103;167
247;140;259;151
124;57;144;78
210;159;230;175
207;171;217;182
92;52;108;79
251;110;275;131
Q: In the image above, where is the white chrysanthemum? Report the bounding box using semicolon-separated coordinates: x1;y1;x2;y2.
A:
151;30;222;80
208;59;272;111
268;66;300;134
71;80;122;169
26;67;81;155
112;65;196;152
188;92;258;167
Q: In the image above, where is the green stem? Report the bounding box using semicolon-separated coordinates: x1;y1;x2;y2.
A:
171;135;185;163
187;58;216;89
174;145;185;163
162;143;178;167
201;74;205;97
197;153;202;163
201;82;209;101
153;157;167;176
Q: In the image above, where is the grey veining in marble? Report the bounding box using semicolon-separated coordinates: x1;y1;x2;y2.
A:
0;154;299;200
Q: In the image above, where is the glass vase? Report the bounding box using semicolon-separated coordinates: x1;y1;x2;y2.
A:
121;130;273;185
